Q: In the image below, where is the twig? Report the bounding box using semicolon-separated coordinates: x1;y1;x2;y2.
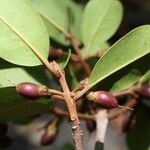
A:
15;31;83;149
69;35;91;76
51;95;65;102
50;62;83;150
48;89;63;96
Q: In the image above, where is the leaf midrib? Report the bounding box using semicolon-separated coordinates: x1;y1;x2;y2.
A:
36;8;68;36
85;0;113;52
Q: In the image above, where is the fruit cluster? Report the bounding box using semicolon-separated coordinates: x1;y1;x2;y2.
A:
15;82;150;145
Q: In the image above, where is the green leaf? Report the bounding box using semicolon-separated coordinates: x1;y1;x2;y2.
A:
81;42;110;58
89;55;149;92
81;0;123;53
58;49;71;69
0;87;52;122
0;59;52;88
88;25;150;90
110;69;142;92
0;0;49;66
31;0;70;45
66;0;83;44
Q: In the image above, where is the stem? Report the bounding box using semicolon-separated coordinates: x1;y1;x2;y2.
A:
51;95;65;102
69;35;91;76
74;86;90;102
12;28;83;148
48;89;63;96
50;62;83;150
39;9;91;76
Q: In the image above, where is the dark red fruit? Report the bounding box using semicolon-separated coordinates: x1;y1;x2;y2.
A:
139;84;150;98
41;130;56;145
49;48;63;60
16;82;48;99
41;119;58;146
87;91;118;108
86;120;96;132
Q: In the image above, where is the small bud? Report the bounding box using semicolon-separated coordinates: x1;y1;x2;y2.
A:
86;120;96;132
87;91;118;108
49;48;63;60
16;82;48;99
41;119;58;145
41;130;56;145
138;84;150;98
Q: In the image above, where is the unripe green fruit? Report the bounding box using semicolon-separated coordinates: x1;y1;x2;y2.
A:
87;91;118;108
139;84;150;98
16;82;48;99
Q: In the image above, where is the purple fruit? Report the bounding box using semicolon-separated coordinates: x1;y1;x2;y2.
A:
41;119;58;146
16;82;48;99
41;130;56;145
139;84;150;98
87;91;118;108
86;120;96;132
49;48;63;60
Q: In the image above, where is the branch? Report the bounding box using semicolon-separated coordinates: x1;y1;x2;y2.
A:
25;41;83;149
50;62;83;150
68;35;91;76
48;88;63;96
